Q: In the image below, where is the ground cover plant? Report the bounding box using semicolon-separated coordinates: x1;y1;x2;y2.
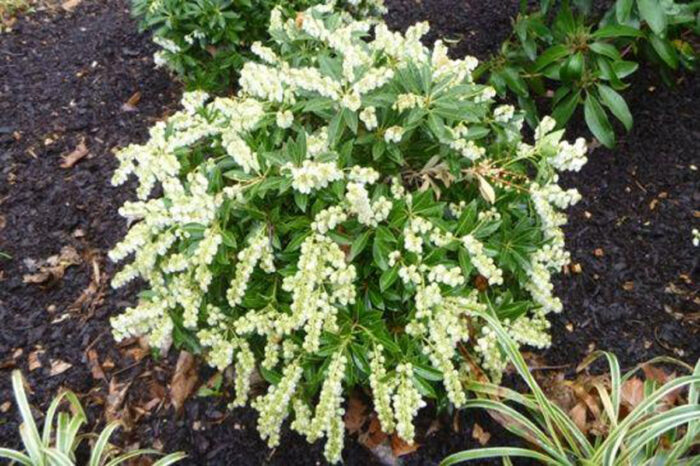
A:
133;0;387;92
0;371;185;466
107;3;592;461
478;0;699;147
441;312;700;466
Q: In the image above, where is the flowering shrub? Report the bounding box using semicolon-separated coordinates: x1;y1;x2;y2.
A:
110;4;587;462
133;0;386;91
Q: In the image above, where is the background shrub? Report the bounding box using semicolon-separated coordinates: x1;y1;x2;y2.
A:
133;0;386;92
477;0;698;147
110;4;588;462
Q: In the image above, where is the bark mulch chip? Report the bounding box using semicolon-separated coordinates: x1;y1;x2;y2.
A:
0;0;697;465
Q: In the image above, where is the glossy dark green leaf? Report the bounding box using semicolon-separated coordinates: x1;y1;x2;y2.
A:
379;266;399;292
615;0;634;23
589;41;621;61
597;84;633;131
534;44;569;71
551;89;581;129
648;33;679;69
584;92;615;148
593;24;644;39
349;230;371;262
638;0;667;36
502;67;529;97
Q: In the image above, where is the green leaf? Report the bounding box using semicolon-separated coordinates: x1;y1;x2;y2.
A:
616;0;634;23
597;84;633;131
648;34;679;69
593;24;644;39
584;93;615;148
502;67;529;97
612;60;639;78
379;266;399;292
349;230;371;262
534;44;569;71
638;0;667;36
589;42;621;61
561;52;584;82
551;90;581;128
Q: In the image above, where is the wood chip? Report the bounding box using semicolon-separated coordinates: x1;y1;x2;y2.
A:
121;92;142;112
49;359;72;376
471;422;491;446
28;350;44;371
87;349;106;380
60;139;89;168
61;0;83;12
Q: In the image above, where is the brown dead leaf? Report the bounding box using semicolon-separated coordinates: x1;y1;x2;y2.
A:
391;434;419;457
105;378;132;423
69;255;105;317
622;281;635;291
87;349;106;380
359;415;388;450
61;0;83;11
49;359;72;376
471;422;491;446
620;377;645;409
594;248;604;257
23;246;82;284
344;395;368;434
569;402;588;432
121;92;142;112
60;139;89;168
0;401;11;413
641;364;671;384
170;351;198;414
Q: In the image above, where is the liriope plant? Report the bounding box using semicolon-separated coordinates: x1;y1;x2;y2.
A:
441;312;700;466
108;4;588;462
0;371;185;466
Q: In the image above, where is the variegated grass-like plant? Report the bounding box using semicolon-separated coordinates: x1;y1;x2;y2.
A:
0;370;186;466
441;312;700;466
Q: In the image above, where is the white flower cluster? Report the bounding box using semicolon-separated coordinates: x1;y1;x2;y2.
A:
285;160;344;194
461;234;504;285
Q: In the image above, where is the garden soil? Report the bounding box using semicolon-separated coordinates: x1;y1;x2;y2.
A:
0;0;697;464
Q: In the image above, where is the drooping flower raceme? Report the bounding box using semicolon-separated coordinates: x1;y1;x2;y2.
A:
109;5;585;463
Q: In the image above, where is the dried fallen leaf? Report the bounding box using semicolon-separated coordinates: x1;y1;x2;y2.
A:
61;0;83;11
170;351;198;414
391;434;419;457
105;378;132;423
569;402;588;432
471;422;491;446
87;349;106;380
23;246;82;284
622;281;635;291
49;359;72;376
121;91;142;112
0;401;11;413
359;415;388;450
593;248;604;258
620;377;645;409
60;140;89;168
344;395;368;434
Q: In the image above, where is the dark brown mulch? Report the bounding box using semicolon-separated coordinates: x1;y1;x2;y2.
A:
0;0;697;465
